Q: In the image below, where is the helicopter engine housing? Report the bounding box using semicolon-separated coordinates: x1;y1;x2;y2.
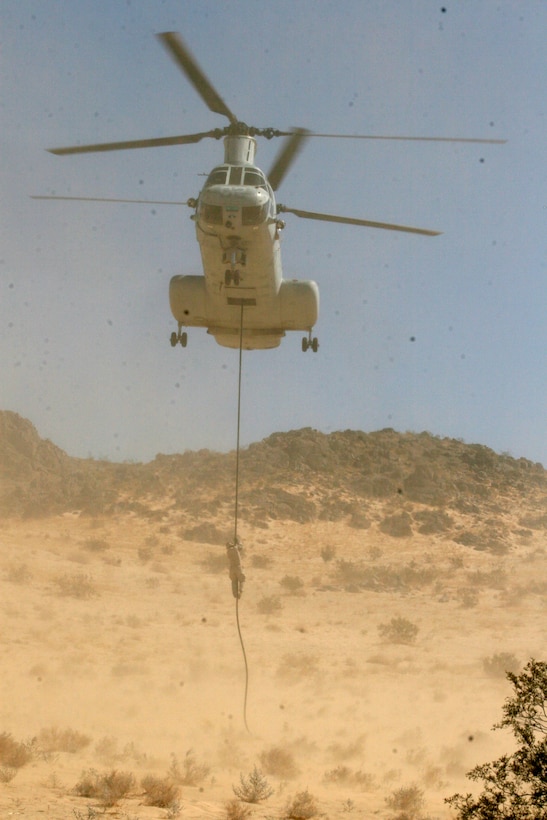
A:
278;279;319;330
169;274;208;327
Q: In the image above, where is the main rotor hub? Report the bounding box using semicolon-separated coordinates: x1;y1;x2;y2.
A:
223;135;257;165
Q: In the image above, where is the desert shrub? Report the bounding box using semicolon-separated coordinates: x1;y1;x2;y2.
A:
169;749;210;786
201;551;229;573
0;766;17;783
414;509;454;534
320;545;336;562
74;768;135;807
225;798;253;820
54;572;97;598
335;559;436;592
482;652;520;679
323;765;375;790
276;652;320;681
385;784;424;818
82;538;110;552
327;736;365;760
446;659;547;818
348;510;371;529
285;789;320;819
185;522;227;545
94;736;119;761
37;726;91;754
323;764;353;784
458;587;479;608
467;568;507;589
257;595;283;615
0;733;32;768
379;512;413;538
259;745;299;778
233;765;273;803
455;529;509;555
5;563;32;583
518;513;547;530
250;553;271;568
378;616;419;645
141;774;180;807
280;575;305;594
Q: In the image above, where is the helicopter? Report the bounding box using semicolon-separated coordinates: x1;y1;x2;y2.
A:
35;32;505;352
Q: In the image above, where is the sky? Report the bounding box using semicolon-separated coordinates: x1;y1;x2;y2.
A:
1;0;546;466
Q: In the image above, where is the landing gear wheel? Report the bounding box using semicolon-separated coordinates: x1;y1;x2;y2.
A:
311;337;319;353
224;270;232;286
171;329;188;348
302;337;309;353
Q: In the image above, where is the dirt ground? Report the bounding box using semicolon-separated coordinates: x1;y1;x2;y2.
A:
1;510;546;818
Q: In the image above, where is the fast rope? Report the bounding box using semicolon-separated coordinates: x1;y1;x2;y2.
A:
225;302;251;734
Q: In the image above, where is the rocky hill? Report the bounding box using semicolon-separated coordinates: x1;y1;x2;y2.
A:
1;411;545;552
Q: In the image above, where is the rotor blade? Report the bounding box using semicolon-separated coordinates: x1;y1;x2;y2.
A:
158;32;238;125
47;130;218;156
268;129;309;191
277;205;441;236
307;132;506;145
31;195;188;205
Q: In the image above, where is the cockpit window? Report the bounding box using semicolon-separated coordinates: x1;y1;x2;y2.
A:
201;204;223;224
242;202;269;225
244;169;266;187
229;166;243;185
206;167;228;186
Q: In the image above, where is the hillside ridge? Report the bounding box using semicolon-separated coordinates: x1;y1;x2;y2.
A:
1;412;545;549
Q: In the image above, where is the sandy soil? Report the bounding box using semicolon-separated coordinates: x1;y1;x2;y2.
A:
1;509;545;818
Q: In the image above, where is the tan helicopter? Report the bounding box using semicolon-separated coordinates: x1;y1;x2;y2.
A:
35;32;504;352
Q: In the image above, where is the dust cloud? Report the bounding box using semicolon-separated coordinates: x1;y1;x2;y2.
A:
1;422;546;817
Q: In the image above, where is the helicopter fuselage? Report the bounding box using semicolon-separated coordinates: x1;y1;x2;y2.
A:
169;136;319;350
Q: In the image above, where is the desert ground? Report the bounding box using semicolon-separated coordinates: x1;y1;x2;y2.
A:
1;417;546;818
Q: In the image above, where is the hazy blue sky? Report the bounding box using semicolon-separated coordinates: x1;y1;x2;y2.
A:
2;1;546;465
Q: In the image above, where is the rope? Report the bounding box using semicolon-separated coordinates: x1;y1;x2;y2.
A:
236;595;250;733
232;301;250;733
233;302;244;543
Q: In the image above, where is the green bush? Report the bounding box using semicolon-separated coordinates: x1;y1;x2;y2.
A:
446;659;547;818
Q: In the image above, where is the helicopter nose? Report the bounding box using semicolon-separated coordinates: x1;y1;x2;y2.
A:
200;186;270;227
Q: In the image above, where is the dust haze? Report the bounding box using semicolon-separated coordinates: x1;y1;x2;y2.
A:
1;413;546;818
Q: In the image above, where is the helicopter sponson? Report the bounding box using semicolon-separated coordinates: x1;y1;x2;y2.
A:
169;274;319;350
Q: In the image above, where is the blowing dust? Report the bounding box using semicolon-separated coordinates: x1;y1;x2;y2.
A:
2;504;544;818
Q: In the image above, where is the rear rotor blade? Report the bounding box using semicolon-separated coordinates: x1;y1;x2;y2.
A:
277;205;441;236
158;32;238;125
48;130;218;156
268;128;309;191
307;132;506;145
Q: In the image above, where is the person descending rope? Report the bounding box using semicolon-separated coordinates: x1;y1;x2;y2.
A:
226;538;245;599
